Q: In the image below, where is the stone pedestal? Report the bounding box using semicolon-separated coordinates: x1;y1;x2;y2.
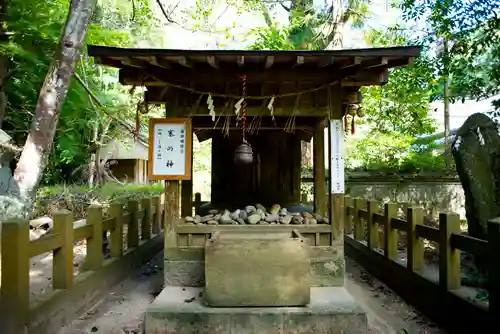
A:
144;287;367;334
146;227;366;333
204;232;310;307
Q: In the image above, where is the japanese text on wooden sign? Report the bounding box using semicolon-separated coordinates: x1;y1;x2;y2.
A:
330;119;344;194
148;118;192;180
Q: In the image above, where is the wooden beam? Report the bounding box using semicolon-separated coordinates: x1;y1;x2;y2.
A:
146;56;171;69
328;85;343;119
342;69;389;87
146;87;360;107
317;56;335;67
112;56;152;69
344;91;362;104
193;116;319;129
388;56;415;68
313;119;327;215
293;56;305;68
339;57;362;69
194;130;215;142
119;66;342;86
207;55;219;69
265;56;275;69
178;56;191;68
195;128;312;141
158;105;330;116
362;57;389;69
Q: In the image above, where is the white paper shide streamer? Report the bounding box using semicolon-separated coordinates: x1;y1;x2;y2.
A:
268;96;275;120
207;94;215;121
234;97;244;116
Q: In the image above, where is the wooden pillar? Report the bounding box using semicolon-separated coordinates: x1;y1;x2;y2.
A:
313;119;326;215
181;129;194;217
134;159;140;183
328;87;345;248
164;180;180;250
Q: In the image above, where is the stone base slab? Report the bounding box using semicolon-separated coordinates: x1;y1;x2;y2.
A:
164;258;344;288
144;286;367;334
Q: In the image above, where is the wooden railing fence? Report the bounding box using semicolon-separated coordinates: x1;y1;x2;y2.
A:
0;194;165;332
344;196;500;330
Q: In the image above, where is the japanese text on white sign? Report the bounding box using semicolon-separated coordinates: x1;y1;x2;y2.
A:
152;122;187;176
330;119;345;194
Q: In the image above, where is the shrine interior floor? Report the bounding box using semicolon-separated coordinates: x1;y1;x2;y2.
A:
58;252;446;334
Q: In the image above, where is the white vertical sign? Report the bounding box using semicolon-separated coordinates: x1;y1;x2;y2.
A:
330;119;345;194
152;123;187;176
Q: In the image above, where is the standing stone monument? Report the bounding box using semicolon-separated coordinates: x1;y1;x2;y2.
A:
452;112;500;278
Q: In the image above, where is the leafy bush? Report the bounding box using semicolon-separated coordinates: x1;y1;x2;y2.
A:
35;183;164;219
345;133;447;173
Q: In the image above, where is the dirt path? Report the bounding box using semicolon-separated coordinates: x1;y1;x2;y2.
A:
346;258;446;334
59;254;447;334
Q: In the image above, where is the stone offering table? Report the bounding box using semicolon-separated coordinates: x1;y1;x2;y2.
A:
144;220;368;333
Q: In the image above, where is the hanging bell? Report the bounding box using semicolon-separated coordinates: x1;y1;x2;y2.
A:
234;141;254;165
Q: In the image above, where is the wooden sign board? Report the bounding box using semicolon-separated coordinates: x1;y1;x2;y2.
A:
329;119;345;194
148;118;192;181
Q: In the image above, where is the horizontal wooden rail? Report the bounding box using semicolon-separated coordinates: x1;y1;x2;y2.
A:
343;195;499;332
416;224;440;242
0;194;166;333
450;233;488;257
390;217;406;231
30;233;63;258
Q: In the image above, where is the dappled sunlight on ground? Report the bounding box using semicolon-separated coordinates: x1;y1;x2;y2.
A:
26;242;88;304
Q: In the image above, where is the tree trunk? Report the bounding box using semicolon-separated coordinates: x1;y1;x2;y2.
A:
7;0;97;209
0;0;9;128
443;37;452;167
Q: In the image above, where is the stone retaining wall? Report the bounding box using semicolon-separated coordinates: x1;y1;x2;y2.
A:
345;175;465;219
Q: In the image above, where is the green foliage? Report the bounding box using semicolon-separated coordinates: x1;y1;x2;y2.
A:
398;0;500;107
248;0;371;50
248;26;294;50
2;0;159;185
35;182;165;218
360;27;437;137
345;133;446;173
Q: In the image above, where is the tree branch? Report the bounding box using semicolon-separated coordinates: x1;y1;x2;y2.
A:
0;141;22;153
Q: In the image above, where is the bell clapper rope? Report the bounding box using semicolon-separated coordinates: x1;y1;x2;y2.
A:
240;74;248;142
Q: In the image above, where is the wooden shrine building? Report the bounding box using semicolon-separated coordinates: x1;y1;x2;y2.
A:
88;45;420;216
88;45;420;334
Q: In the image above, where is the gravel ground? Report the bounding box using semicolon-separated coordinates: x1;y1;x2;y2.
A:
58;254;447;334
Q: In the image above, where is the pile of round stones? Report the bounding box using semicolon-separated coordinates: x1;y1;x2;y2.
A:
184;204;330;225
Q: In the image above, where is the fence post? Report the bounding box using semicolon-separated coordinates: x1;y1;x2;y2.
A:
194;192;201;213
344;196;353;234
53;210;74;289
152;196;161;234
0;219;30;332
109;202;123;258
86;204;103;270
127;200;140;248
367;200;379;249
487;217;500;326
384;203;398;260
407;206;424;273
353;198;364;241
141;197;152;240
439;213;461;290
